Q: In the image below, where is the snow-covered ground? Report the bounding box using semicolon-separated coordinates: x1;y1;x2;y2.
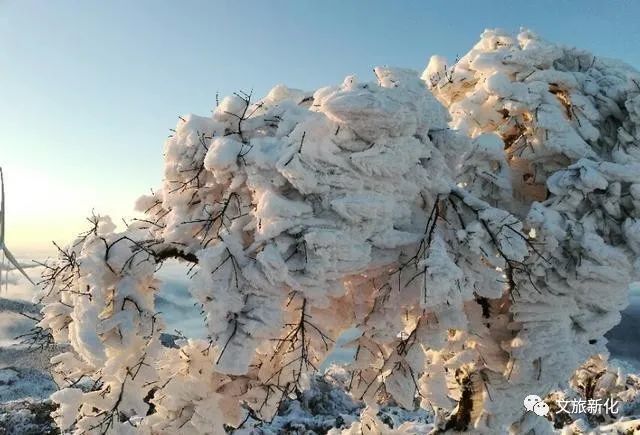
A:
1;256;639;433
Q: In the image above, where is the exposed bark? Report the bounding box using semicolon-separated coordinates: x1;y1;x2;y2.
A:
152;247;199;264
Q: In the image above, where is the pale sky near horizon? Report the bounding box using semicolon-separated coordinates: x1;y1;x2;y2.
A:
2;0;639;256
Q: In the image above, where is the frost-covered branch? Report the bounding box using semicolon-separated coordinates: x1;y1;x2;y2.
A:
37;29;640;434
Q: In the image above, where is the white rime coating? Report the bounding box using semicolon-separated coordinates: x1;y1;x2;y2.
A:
427;29;640;432
38;29;639;434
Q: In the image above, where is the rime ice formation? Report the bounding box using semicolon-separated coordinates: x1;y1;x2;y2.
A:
425;29;640;433
37;30;639;434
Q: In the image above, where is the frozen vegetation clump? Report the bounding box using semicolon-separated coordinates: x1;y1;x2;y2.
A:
35;29;640;434
544;356;640;432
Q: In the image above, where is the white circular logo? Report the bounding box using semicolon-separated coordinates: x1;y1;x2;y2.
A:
523;394;549;416
523;394;542;412
533;401;550;416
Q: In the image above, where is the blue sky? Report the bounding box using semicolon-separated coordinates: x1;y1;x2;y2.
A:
2;0;639;254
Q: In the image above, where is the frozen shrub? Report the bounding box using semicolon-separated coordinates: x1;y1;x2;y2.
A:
38;29;640;433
